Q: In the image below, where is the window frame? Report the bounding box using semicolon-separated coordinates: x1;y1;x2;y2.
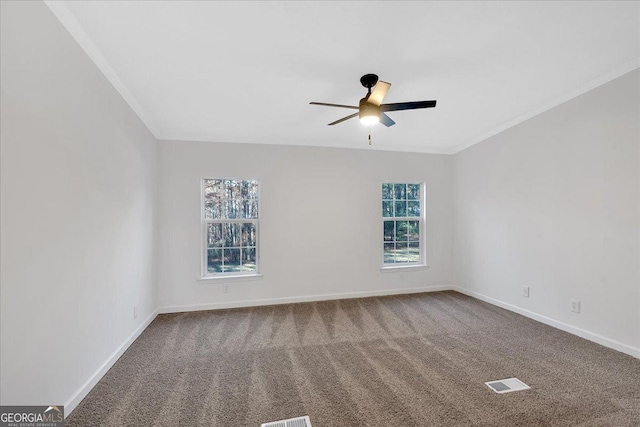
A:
200;177;261;280
381;181;427;270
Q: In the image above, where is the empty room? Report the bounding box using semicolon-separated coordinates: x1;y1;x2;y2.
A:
1;1;639;426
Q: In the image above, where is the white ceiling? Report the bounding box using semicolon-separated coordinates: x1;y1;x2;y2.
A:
46;1;639;154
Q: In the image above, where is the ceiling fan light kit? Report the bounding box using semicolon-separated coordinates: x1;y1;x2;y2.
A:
359;100;380;125
310;73;437;144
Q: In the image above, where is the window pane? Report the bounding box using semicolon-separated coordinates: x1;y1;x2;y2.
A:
407;221;420;241
222;179;235;199
204;200;222;220
408;242;420;263
395;201;407;217
407;184;420;200
231;180;243;199
218;200;228;219
207;223;223;247
243;200;258;219
224;223;241;247
204;179;229;202
241;200;249;218
223;248;241;272
382;183;393;199
394;184;406;200
395;221;408;241
248;180;259;199
207;249;223;272
223;199;240;219
213;179;226;200
242;247;256;271
382;200;393;217
384;243;395;263
384;221;394;241
204;180;216;201
407;200;420;217
394;242;409;263
240;180;250;198
241;223;256;246
227;199;240;219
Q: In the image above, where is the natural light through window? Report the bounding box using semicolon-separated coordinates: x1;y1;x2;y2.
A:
202;179;259;277
382;182;425;267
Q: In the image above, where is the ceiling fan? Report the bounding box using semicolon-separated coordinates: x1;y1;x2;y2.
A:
310;73;437;127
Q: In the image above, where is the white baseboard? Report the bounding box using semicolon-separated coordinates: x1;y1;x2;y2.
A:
158;285;452;314
64;284;638;419
64;309;159;417
452;286;640;359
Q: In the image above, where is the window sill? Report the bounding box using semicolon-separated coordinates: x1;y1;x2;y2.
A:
198;273;263;283
380;264;429;272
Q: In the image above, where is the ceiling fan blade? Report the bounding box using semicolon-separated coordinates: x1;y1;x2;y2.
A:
310;102;358;110
328;112;359;126
367;81;391;106
381;100;437;112
380;113;395;127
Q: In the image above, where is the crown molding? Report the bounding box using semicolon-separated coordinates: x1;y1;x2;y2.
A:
454;57;640;154
157;134;457;155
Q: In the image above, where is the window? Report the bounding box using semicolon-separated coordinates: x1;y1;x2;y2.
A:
382;183;425;266
202;179;259;277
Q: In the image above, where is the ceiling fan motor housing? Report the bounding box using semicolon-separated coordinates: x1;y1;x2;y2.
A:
359;97;380;121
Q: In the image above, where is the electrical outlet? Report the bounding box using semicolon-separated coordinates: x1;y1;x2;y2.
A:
522;286;530;298
570;299;580;313
223;284;230;294
134;306;138;319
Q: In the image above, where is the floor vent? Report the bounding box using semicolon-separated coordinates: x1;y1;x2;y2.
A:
261;415;312;427
485;377;530;394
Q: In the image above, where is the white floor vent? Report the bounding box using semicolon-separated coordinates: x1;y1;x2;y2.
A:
261;415;312;427
485;377;530;394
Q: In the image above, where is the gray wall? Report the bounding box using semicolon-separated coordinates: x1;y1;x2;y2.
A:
157;141;453;311
453;69;640;354
1;1;158;409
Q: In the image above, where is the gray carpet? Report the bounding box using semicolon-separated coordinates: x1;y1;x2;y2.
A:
66;291;640;426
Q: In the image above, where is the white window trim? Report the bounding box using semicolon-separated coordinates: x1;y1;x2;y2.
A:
197;273;263;283
381;181;427;270
380;264;429;272
200;178;261;280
